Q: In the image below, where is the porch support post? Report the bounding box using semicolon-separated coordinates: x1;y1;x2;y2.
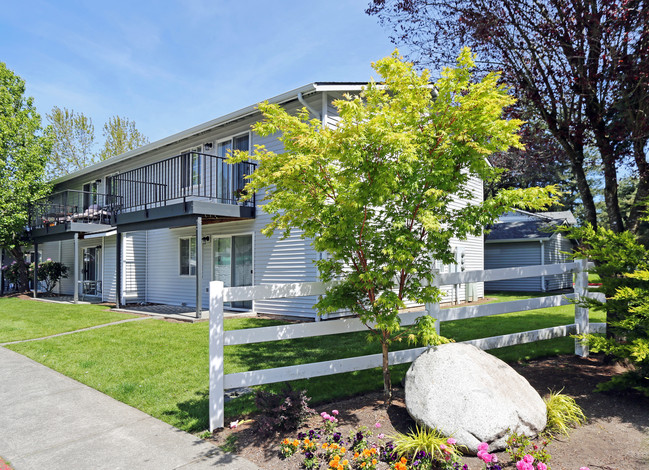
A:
116;232;122;308
33;241;39;298
196;216;203;319
73;234;79;303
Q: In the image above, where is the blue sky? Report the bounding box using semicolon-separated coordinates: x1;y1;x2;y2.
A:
0;1;398;142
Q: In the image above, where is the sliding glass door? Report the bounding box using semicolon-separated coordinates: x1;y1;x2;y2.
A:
213;234;252;310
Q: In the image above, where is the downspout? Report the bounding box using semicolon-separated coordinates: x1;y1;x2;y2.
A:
321;91;328;127
540;240;546;292
297;92;321;120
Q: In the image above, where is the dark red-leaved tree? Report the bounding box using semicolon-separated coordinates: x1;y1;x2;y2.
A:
368;0;649;233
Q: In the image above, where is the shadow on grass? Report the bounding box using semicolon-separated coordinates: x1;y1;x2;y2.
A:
163;390;210;433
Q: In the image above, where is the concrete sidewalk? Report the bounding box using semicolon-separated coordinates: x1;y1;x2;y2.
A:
0;347;259;470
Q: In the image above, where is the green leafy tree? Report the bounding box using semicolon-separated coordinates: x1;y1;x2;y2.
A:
231;49;558;400
97;115;149;161
0;62;52;290
46;106;96;178
568;221;649;396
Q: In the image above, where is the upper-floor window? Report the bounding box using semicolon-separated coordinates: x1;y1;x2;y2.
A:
216;134;250;202
83;180;101;209
182;145;202;189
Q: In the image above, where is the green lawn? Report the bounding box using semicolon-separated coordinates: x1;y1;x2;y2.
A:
4;293;606;433
0;297;137;342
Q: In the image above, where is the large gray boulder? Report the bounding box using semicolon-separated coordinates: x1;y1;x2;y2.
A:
404;343;546;454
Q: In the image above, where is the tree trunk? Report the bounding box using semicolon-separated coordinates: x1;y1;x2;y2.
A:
9;246;29;292
600;149;625;233
381;333;392;405
569;153;598;229
627;139;649;234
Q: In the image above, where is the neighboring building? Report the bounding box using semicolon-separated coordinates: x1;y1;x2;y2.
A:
484;210;576;292
26;83;485;319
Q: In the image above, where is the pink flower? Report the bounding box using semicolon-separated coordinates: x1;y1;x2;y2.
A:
375;422;381;428
523;454;535;464
478;442;489;452
332;410;339;415
477;450;486;460
516;461;533;470
440;444;447;452
482;453;493;463
537;463;547;470
579;468;591;470
321;412;330;420
378;433;385;439
446;438;456;446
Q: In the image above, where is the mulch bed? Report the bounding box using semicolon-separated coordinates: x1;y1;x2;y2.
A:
208;353;649;470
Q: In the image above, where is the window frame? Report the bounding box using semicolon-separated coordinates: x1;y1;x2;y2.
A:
179;236;197;277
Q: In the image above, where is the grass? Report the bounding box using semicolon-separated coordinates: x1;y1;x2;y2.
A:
4;293;606;433
0;297;137;342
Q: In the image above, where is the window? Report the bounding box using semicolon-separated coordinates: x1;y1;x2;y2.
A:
83;180;101;209
179;237;197;276
182;146;202;188
216;134;250;201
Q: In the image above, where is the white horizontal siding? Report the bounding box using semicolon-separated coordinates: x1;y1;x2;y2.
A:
102;236;117;302
58;239;75;295
122;232;146;302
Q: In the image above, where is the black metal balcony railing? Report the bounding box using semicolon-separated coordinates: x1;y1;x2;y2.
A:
29;190;117;230
108;152;256;213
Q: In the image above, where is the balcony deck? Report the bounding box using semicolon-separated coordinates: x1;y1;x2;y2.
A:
108;152;256;231
29;190;115;242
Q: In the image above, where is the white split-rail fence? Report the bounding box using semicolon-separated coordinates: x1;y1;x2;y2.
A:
208;259;606;431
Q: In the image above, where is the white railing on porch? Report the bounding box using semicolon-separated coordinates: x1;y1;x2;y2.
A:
208;259;606;431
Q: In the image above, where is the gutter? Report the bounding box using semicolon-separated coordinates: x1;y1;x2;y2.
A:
297;92;321;120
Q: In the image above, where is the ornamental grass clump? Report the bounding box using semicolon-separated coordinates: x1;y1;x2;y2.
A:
391;425;463;462
543;390;586;437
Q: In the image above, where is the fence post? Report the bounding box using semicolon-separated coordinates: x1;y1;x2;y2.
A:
209;280;225;431
426;269;442;335
574;258;589;357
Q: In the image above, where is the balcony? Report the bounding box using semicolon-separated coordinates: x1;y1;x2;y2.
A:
108;152;257;229
29;190;116;240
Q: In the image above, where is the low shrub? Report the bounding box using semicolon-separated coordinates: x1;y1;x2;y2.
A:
253;386;314;436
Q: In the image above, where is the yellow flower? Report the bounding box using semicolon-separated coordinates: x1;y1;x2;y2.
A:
322;443;329;449
361;463;366;468
341;447;346;453
334;455;341;461
342;460;349;466
282;438;289;445
354;452;360;459
292;439;299;447
372;458;378;465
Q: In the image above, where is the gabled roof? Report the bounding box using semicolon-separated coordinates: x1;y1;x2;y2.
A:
485;210;576;243
52;82;370;185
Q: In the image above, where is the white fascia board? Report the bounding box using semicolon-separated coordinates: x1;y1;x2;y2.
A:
52;83;322;185
485;237;552;244
84;229;117;239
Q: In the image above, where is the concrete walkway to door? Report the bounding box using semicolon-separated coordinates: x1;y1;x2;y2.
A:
0;347;259;470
